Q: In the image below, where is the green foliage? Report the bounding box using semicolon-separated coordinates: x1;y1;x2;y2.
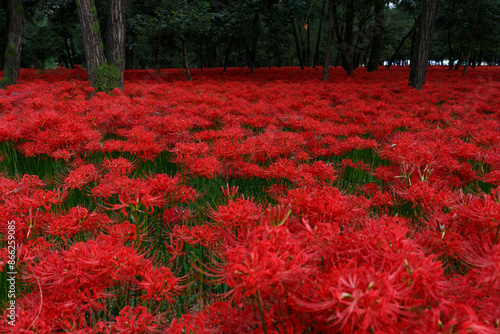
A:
5;42;15;59
95;61;121;92
91;20;100;34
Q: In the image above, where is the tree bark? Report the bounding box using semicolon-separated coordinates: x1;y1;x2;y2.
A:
463;0;480;75
0;0;24;89
341;0;356;75
367;0;385;72
323;0;335;81
408;0;440;90
313;0;327;68
292;19;304;69
77;0;126;92
76;0;106;90
223;38;233;72
447;26;453;70
0;0;10;72
182;39;192;81
249;11;260;74
106;0;126;89
306;19;310;66
131;34;137;70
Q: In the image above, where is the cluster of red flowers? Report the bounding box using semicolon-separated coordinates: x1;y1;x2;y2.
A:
0;66;499;333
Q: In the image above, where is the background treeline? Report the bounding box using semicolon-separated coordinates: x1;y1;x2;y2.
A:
1;0;499;73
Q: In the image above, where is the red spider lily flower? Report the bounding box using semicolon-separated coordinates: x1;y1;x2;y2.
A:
139;266;181;303
113;306;158;334
166;313;209;334
63;163;100;190
101;157;137;176
220;224;312;304
110;188;166;216
165;234;186;261
267;203;292;226
221;183;239;200
210;198;264;236
463;240;500;289
107;221;137;243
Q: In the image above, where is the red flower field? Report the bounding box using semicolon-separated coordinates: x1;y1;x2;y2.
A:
0;66;499;333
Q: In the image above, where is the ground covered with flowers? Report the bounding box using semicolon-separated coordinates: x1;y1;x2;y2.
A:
0;66;499;333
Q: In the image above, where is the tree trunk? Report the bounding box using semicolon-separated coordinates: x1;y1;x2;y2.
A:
198;46;204;72
76;0;106;90
313;0;327;68
292;19;304;69
223;38;232;72
249;11;260;74
341;0;356;75
447;26;453;70
131;34;137;70
106;0;126;89
367;0;385;72
0;0;24;89
0;0;10;72
386;23;416;69
463;0;480;75
306;19;311;66
64;37;74;68
409;0;440;89
182;39;192;81
323;0;335;81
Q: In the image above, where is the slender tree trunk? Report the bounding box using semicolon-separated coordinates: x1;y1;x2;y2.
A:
106;0;126;89
64;38;74;68
313;0;327;68
0;0;10;72
0;0;24;89
244;44;251;69
447;26;453;70
341;0;356;75
223;38;233;72
182;38;192;81
409;0;440;89
306;19;311;66
131;34;137;70
292;19;304;69
367;0;385;72
463;0;480;75
198;46;204;72
249;11;260;74
387;23;416;69
492;50;497;66
323;0;335;81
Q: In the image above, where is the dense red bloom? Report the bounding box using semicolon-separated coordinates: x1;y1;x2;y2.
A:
1;66;499;333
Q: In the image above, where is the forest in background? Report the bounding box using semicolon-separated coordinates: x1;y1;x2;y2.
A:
1;0;499;73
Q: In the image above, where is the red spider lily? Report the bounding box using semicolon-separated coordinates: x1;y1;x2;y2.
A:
110;188;166;216
165;313;209;334
463;240;500;288
219;224;312;304
63;163;100;190
210;198;264;236
139;266;181;302
221;183;239;200
112;306;158;333
165;234;186;261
